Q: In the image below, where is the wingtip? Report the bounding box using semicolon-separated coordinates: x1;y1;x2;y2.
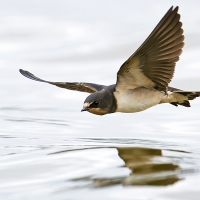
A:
169;6;179;13
19;68;23;73
19;69;26;76
19;68;47;82
174;6;179;12
19;69;29;77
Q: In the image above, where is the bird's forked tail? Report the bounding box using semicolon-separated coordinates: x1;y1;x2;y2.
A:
161;87;200;107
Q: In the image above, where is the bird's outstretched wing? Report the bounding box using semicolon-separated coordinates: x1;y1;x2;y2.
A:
19;69;105;93
115;6;184;92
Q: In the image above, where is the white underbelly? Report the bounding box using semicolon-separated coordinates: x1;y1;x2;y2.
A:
114;88;163;113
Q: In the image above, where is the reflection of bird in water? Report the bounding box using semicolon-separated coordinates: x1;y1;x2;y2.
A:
117;147;180;186
20;6;200;115
93;147;181;187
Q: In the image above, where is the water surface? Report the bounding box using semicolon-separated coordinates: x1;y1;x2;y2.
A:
1;1;200;199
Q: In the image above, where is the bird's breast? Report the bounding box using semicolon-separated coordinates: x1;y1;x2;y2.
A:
114;87;163;113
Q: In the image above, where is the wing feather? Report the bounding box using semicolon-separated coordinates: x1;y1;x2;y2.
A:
19;69;105;93
116;6;184;91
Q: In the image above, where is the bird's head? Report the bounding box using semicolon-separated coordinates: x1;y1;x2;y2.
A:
81;90;116;115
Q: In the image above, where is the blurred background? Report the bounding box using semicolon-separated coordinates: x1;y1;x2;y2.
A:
1;0;200;199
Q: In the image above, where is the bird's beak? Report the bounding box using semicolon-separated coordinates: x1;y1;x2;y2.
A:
81;103;90;112
81;107;89;112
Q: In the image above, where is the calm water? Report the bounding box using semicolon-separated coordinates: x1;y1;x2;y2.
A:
1;1;200;199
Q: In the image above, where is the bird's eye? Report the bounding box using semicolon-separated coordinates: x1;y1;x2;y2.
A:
93;101;99;106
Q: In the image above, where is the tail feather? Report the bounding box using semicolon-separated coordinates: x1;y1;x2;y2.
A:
174;91;200;100
168;87;200;107
170;101;191;107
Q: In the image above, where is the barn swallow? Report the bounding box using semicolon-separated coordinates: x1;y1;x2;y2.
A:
19;6;200;115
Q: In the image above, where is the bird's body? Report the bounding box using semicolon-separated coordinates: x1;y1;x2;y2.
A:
114;87;163;113
19;6;200;115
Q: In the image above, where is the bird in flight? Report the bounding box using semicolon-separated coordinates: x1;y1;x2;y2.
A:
20;6;200;115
